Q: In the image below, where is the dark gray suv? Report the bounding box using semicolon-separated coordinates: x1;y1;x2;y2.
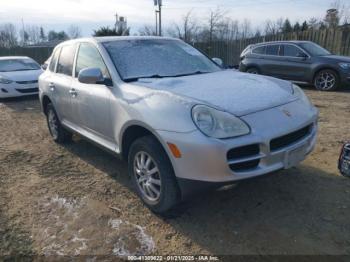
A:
239;41;350;91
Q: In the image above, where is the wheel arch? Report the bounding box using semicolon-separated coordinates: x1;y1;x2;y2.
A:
120;122;170;162
42;95;52;115
312;66;340;82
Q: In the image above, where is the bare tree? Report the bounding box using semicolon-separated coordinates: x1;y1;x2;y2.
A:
68;25;82;39
264;18;283;35
0;23;18;48
139;25;157;36
329;0;350;25
168;11;198;43
240;19;252;39
207;7;227;43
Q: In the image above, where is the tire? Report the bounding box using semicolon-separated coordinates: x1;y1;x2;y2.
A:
246;67;260;74
46;103;72;143
128;136;180;214
313;69;339;91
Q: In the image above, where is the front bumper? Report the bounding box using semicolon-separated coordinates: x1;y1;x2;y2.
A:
158;99;318;183
0;82;39;98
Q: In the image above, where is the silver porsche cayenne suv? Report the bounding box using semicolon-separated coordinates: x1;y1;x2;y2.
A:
39;36;318;213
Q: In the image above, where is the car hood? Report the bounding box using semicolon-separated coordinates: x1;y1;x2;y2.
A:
321;55;350;63
135;70;297;116
0;69;43;81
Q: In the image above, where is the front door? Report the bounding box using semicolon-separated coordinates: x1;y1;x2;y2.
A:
70;42;114;143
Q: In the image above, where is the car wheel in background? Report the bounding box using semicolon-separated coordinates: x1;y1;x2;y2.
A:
314;69;339;91
46;103;72;143
128;136;180;214
246;67;260;74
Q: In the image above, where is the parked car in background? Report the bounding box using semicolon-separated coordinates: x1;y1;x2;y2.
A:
0;56;43;98
239;41;350;91
39;37;318;213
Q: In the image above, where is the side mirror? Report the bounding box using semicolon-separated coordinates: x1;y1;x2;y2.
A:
41;63;48;70
78;68;104;84
297;52;308;60
212;57;224;67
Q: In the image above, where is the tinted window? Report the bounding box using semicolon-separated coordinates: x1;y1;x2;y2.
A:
103;39;221;81
252;45;266;55
75;43;110;78
299;42;331;56
281;44;305;57
49;48;60;72
266;45;280;56
56;44;77;76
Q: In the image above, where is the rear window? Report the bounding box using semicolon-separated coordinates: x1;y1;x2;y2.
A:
252;45;266;55
266;45;280;56
56;44;77;76
49;48;61;72
0;58;40;72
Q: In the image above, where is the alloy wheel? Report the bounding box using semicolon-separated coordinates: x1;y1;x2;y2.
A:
48;109;59;139
315;71;336;91
133;151;162;202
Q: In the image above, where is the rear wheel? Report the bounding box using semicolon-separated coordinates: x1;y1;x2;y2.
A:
314;69;339;91
46;103;72;143
128;136;180;214
246;67;260;74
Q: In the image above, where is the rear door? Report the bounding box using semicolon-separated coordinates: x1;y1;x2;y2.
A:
70;42;114;143
50;44;77;123
259;44;285;77
278;44;312;81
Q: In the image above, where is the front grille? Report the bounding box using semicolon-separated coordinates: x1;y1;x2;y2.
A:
15;88;38;93
227;144;259;159
227;144;260;172
270;124;312;151
16;80;38;84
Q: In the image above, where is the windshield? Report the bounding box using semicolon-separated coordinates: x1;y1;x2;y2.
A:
103;39;221;81
0;58;41;72
299;42;331;56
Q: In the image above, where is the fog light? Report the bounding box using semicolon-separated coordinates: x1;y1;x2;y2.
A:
167;143;182;158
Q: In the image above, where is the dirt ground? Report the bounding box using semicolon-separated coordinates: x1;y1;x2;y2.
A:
0;88;350;258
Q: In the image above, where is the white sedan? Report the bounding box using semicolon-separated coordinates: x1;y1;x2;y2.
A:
0;56;43;98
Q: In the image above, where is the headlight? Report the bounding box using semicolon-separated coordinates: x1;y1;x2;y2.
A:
192;105;250;139
292;84;313;106
339;62;350;70
0;76;13;84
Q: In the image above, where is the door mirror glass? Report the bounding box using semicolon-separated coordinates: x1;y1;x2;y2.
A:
212;57;223;67
78;68;104;84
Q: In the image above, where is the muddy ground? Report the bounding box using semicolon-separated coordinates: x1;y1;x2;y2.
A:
0;88;350;259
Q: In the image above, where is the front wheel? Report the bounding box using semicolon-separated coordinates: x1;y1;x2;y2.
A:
128;136;180;214
46;103;72;143
314;69;339;91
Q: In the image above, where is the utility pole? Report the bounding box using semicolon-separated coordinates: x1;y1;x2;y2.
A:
153;0;162;36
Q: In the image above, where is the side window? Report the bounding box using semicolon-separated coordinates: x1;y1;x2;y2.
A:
56;44;77;76
252;45;266;55
266;45;280;56
75;43;110;78
282;44;306;57
49;48;60;72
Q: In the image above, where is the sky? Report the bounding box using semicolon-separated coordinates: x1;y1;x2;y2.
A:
0;0;340;36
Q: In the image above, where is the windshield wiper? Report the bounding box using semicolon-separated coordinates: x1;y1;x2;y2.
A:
123;71;211;83
123;74;166;82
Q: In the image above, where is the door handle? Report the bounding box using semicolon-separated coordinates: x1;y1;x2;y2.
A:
69;88;78;97
49;83;55;91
